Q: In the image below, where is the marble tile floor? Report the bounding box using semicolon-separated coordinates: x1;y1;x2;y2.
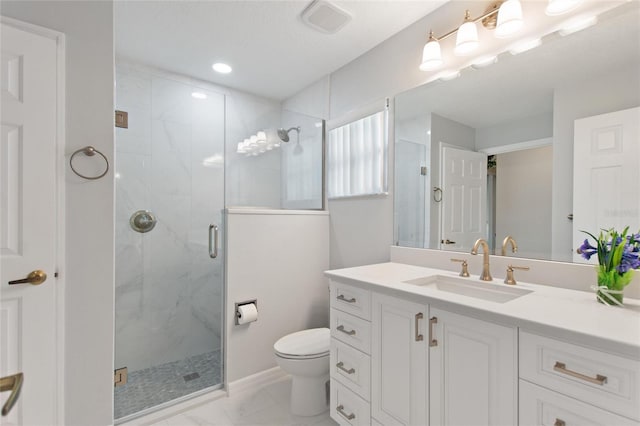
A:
123;376;337;426
115;350;222;420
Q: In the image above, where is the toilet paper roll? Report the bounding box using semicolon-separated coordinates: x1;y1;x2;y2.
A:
237;303;258;325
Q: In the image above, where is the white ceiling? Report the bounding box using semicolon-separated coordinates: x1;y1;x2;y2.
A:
115;0;447;101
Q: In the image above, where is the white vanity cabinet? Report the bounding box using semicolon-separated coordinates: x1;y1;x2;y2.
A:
519;331;640;425
429;307;517;426
371;293;428;426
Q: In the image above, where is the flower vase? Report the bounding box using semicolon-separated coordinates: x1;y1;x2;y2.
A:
596;267;632;306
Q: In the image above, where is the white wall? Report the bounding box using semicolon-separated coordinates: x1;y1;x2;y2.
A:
476;112;553;151
552;65;640;261
225;210;330;382
0;1;115;424
496;146;553;259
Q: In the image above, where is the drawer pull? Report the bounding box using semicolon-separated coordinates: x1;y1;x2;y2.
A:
337;294;356;303
553;362;607;385
415;313;424;341
429;316;438;347
336;361;355;375
337;325;356;336
336;404;356;420
554;419;566;426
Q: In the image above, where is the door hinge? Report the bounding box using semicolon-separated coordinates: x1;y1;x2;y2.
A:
114;367;128;387
420;166;427;176
115;110;128;129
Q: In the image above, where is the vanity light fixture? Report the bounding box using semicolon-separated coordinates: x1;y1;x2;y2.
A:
420;0;523;71
545;0;582;16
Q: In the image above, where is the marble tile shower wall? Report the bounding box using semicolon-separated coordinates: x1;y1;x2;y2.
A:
115;64;226;372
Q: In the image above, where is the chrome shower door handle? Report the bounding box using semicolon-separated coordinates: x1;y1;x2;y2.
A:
209;224;219;259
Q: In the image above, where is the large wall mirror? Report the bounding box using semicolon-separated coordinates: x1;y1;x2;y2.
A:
394;2;639;263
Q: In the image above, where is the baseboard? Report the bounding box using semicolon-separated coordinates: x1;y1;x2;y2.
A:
227;366;288;396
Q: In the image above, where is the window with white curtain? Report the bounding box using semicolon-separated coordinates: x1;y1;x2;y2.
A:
328;109;388;199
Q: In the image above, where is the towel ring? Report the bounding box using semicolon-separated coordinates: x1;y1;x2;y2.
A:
433;187;442;202
70;146;109;180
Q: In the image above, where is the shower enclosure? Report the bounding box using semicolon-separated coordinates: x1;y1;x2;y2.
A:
114;64;225;420
114;63;325;421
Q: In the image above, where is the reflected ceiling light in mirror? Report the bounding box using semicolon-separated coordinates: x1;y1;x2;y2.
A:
545;0;582;16
471;55;498;69
559;14;597;36
438;70;461;82
420;31;443;71
191;92;207;99
212;62;232;74
495;0;524;38
455;11;479;56
508;38;542;55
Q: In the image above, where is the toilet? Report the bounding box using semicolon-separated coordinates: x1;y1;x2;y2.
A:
274;328;330;416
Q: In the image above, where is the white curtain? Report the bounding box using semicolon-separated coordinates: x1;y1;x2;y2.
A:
328;110;387;198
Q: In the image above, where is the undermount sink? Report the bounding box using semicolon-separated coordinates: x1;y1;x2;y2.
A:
403;275;532;303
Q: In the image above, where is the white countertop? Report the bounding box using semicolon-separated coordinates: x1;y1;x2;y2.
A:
325;262;640;358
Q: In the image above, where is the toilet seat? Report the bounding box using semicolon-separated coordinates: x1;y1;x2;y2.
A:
274;328;330;360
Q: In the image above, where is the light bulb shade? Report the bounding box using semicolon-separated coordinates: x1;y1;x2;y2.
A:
419;39;442;71
454;21;479;56
237;142;247;153
496;0;523;38
545;0;581;16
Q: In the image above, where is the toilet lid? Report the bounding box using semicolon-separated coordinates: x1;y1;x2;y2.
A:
274;328;330;357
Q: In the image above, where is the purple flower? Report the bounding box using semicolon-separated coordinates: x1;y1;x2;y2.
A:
578;239;598;260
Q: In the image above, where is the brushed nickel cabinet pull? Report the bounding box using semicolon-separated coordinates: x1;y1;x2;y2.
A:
336;362;355;375
337;294;356;303
336;325;356;336
208;224;219;259
415;313;424;341
553;362;607;385
336;404;356;420
429;317;438;347
554;419;566;426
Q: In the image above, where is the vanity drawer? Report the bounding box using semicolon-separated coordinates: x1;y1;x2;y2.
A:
520;331;640;420
520;380;638;426
330;280;371;320
331;308;371;354
330;338;371;400
330;379;371;426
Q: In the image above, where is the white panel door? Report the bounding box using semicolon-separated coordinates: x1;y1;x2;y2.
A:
440;146;487;252
429;308;517;426
1;20;58;425
371;293;427;426
573;107;640;262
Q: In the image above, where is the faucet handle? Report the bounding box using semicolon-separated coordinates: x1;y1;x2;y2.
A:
451;258;470;277
504;265;530;285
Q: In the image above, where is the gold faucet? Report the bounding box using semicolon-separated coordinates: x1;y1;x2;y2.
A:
501;235;518;256
471;238;492;281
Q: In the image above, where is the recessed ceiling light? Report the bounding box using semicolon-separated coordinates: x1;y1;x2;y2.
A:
212;63;232;74
191;92;207;99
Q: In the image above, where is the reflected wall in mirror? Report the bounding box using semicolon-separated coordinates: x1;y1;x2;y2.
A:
394;2;640;263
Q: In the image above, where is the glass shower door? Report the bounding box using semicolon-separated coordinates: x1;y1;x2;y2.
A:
114;65;225;421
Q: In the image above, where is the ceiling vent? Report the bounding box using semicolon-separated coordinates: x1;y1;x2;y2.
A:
301;0;352;34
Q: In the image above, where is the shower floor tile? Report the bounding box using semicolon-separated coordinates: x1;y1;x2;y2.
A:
115;350;222;420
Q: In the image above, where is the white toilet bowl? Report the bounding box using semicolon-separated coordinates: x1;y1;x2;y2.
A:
274;328;330;416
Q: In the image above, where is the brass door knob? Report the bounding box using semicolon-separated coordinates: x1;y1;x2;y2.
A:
0;372;23;416
8;270;47;286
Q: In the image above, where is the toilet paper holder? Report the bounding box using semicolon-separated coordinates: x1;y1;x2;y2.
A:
235;299;258;325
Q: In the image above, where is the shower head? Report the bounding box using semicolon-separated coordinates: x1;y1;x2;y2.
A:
277;126;300;143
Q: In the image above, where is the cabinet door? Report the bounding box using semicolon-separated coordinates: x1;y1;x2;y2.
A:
429;308;517;426
371;293;428;426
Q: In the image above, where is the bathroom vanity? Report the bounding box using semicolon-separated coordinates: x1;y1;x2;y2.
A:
325;262;640;426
